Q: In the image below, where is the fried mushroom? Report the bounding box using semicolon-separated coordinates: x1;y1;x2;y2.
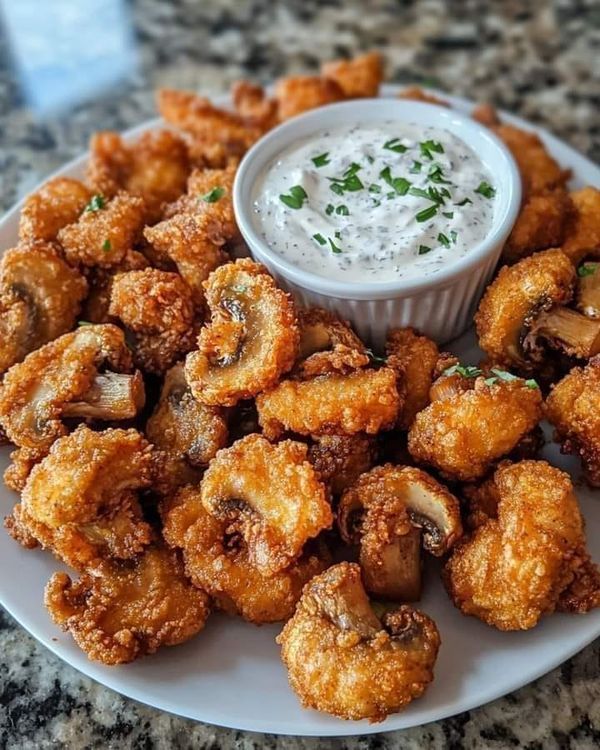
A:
5;426;153;568
200;434;333;573
185;259;299;406
308;434;377;496
321;51;383;98
561;187;600;265
0;242;88;374
108;268;197;375
19;177;92;242
45;544;210;664
277;562;440;722
576;261;600;319
338;466;462;600
274;76;345;121
294;307;368;377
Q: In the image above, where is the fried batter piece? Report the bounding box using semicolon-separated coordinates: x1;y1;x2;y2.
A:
58;191;146;268
277;562;440;722
475;248;583;369
294;307;368;377
185;260;299;406
561;187;600;265
338;466;462;601
407;376;543;482
257;367;400;439
82;248;149;324
0;324;145;476
200;434;332;573
0;242;88;374
308;434;377;496
19;177;92;242
146;363;228;494
161;487;328;624
397;86;449;107
444;460;598;629
321;51;383;98
231;80;278;131
45;544;210;664
6;426;153;568
86;129;190;221
546;356;600;486
108;268;197;375
274;76;345;121
385;328;441;429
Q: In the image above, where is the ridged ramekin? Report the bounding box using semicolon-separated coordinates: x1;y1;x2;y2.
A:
233;98;521;348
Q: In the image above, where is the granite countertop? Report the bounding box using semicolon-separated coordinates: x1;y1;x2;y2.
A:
1;1;599;747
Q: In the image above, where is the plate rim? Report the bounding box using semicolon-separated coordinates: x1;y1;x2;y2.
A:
1;83;599;737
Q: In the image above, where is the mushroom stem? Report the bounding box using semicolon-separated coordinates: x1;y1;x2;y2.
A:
576;263;600;319
362;526;422;602
62;371;145;419
531;307;600;359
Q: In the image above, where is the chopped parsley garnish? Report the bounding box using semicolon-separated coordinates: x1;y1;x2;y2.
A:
484;368;520;386
443;364;482;378
438;232;450;248
379;166;411;195
328;236;343;254
330;183;345;196
328;162;364;194
475;181;496;199
279;185;308;209
450;230;458;244
525;379;540;389
366;155;375;164
420;139;444;160
428;164;451;184
102;239;111;252
578;263;597;277
454;197;473;206
410;160;422;174
383;137;408;153
369;184;382;193
415;204;438;223
85;194;106;212
77;320;93;327
334;230;342;239
312;233;326;246
442;211;454;219
412;185;448;206
201;186;225;203
336;204;350;216
418;244;432;255
325;203;335;216
365;348;387;365
312;152;330;167
409;187;430;200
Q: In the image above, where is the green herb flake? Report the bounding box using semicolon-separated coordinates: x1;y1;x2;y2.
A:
443;364;482;378
328;236;343;254
418;245;432;255
475;181;496;199
450;230;458;244
525;379;540;389
415;204;438;223
232;284;248;293
102;239;111;252
366;155;375;164
454;197;473;206
365;348;387;365
77;320;93;327
311;152;330;167
409;187;430;200
336;204;350;216
380;166;411;195
428;164;451;184
438;232;451;248
369;184;382;193
85;194;106;212
280;185;308;209
578;263;597;277
201;186;226;203
325;203;335;216
442;211;454;219
410;161;422;174
485;368;520;386
330;183;345;196
419;139;444;160
313;233;326;246
383;137;408;153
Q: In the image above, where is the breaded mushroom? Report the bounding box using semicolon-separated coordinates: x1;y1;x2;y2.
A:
308;434;377;496
321;51;383;98
6;426;153;569
277;562;440;722
19;177;92;242
45;544;210;664
444;460;598;629
407;374;543;482
561;187;600;265
274;76;345;121
108;268;197;375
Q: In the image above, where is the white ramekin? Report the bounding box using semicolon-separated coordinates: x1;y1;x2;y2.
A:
233;98;521;348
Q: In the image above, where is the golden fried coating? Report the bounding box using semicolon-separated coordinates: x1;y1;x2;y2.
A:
58;191;146;268
277;562;440;722
0;324;144;464
5;426;153;569
294;307;368;377
86;130;190;221
108;268;197;375
82;249;149;324
546;356;600;486
557;554;600;614
321;51;383;98
503;189;574;264
308;435;377;496
475;248;575;369
0;242;88;374
444;460;597;629
45;544;210;664
385;328;441;429
231;80;278;131
19;177;92;242
200;434;332;573
274;75;345;121
257;367;400;439
186;260;299;406
338;465;462;601
408;376;543;481
161;488;328;624
561;187;600;265
146;363;228;494
397;86;450;107
165;165;237;235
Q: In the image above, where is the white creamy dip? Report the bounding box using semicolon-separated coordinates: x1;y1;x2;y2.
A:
251;122;497;283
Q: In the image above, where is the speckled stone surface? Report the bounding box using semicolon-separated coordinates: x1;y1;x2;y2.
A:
0;1;599;747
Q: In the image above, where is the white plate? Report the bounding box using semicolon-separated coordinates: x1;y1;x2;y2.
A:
0;86;599;737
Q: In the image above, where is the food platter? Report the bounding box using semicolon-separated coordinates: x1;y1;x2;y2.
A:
0;84;599;737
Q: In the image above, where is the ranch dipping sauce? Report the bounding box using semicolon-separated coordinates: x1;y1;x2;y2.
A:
251;121;497;283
